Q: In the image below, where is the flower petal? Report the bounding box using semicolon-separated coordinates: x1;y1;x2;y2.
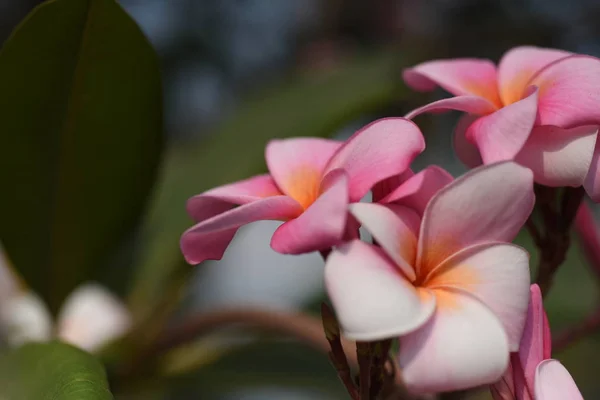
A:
498;46;571;105
271;170;349;254
405;96;498;120
403;59;502;107
57;284;131;352
584;133;600;201
531;55;600;128
265;138;342;208
535;360;584;400
0;291;52;347
417;162;534;275
575;202;600;276
453;114;483;168
324;118;425;202
349;203;420;280
186;174;284;222
372;169;413;203
466;88;538;163
181;196;303;264
324;240;435;341
400;288;509;394
424;243;531;351
520;284;552;394
380;166;454;215
516;125;598;187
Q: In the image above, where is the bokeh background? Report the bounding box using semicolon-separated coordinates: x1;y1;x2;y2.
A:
1;0;600;399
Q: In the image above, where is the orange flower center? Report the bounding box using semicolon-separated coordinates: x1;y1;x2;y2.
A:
285;167;322;210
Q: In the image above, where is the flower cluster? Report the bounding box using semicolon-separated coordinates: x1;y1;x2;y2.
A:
180;46;596;397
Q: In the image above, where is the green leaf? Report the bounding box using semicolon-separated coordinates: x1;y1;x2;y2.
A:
0;0;163;313
0;341;113;399
128;53;403;316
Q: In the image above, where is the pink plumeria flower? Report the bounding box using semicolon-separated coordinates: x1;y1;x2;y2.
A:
325;162;534;393
491;285;583;400
403;46;600;200
180;118;425;264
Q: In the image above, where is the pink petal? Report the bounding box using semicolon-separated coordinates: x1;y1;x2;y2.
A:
534;360;584;400
349;203;420;280
379;165;454;215
324;240;436;341
372;169;414;203
417;162;535;276
180;196;303;264
531;55;600;128
498;46;571;105
265;138;342;209
270;170;348;254
405;96;498;120
575;202;600;278
323;118;425;202
403;59;502;107
400;288;509;394
520;284;552;395
515;125;598;187
453;114;483;168
186;174;284;222
466;88;539;164
424;242;531;351
584;132;600;201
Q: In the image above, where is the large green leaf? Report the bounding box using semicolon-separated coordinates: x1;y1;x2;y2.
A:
0;341;113;399
128;53;403;316
0;0;163;313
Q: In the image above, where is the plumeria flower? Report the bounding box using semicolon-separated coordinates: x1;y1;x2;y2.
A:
490;284;584;400
403;46;600;200
180;118;425;265
325;162;534;393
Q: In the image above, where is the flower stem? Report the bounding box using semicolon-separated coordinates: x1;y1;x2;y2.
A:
357;341;372;399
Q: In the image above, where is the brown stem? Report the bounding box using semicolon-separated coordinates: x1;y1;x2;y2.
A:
526;217;543;248
357;341;372;399
553;306;600;351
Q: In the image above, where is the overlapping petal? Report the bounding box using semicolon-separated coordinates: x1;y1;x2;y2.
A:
424;243;530;350
466;88;538;163
534;360;584;400
453;114;483;168
324;240;436;341
417;162;535;276
323;118;425;201
531;55;600;128
271;170;348;254
584;135;600;201
405;96;498;120
181;196;303;264
379;166;453;215
372;169;413;203
403;59;502;107
400;289;509;393
349;203;420;280
515;125;597;187
498;46;571;105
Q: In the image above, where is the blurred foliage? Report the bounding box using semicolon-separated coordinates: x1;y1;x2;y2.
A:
0;341;113;399
0;0;163;313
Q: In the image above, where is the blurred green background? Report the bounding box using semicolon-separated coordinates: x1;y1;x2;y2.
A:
0;0;600;399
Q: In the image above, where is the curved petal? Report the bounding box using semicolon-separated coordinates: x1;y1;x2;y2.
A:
271;170;348;254
531;55;600;128
57;284;131;352
453;114;483;168
380;165;454;215
584;132;600;201
498;46;571;105
515;125;598;187
0;291;52;347
403;59;502;107
372;169;414;203
181;196;303;264
466;88;538;164
417;162;535;276
349;203;420;280
424;243;531;351
186;174;283;222
325;240;435;341
405;96;498;120
520;284;552;395
265;137;342;208
535;360;584;400
400;289;509;394
324;118;425;202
